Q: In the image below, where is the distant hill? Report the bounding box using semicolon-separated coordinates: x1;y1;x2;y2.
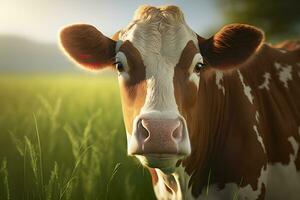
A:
0;35;78;73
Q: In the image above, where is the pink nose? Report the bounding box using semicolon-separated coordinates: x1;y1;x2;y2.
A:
129;118;185;155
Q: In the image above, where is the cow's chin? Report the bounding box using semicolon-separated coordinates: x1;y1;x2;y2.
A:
135;154;183;174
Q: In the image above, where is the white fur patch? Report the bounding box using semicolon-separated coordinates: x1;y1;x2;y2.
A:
153;169;174;200
259;72;271;90
264;134;300;200
253;125;266;153
215;71;225;95
153;165;193;200
274;62;293;88
198;166;268;200
237;70;254;104
189;73;200;88
153;169;183;200
279;49;287;53
120;7;198;115
255;111;260;123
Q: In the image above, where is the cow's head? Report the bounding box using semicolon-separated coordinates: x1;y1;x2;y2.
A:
59;5;263;173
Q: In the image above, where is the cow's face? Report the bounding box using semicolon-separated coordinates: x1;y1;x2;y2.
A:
59;6;263;173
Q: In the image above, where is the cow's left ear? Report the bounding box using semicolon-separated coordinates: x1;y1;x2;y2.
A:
198;24;264;70
59;24;116;70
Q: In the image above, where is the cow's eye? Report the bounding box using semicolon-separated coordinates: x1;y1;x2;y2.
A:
115;62;124;72
194;62;205;74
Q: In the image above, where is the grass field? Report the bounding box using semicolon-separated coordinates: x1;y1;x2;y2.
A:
0;74;155;200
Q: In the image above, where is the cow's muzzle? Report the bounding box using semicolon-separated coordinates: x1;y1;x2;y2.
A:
128;116;191;168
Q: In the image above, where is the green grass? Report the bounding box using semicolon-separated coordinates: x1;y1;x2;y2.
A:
0;74;155;200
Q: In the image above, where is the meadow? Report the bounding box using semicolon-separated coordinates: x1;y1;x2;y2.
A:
0;74;155;200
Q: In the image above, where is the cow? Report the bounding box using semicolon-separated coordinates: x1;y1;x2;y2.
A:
59;5;300;200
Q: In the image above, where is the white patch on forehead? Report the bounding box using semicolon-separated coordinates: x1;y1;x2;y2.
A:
215;71;225;95
274;62;293;88
237;70;254;104
258;72;271;90
142;67;178;112
120;8;198;115
253;125;266;153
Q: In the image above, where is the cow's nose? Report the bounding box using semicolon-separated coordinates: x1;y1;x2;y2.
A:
140;119;182;143
129;118;184;155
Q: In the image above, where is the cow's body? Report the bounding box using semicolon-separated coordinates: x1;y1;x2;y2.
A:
151;43;300;199
59;5;300;200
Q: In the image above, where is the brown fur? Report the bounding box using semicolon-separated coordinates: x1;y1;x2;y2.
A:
118;41;147;134
199;24;264;70
273;40;300;51
179;43;300;198
60;24;116;70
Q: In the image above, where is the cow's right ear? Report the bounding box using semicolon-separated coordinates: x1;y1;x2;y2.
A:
198;24;264;70
59;24;116;70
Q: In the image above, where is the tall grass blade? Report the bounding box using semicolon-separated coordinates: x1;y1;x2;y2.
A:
25;136;38;186
206;168;212;196
59;146;92;200
33;113;45;200
106;163;122;200
232;177;244;200
9;131;24;156
46;162;59;200
0;158;10;200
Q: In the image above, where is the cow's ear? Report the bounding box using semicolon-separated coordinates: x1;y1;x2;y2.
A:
59;24;116;70
198;24;264;70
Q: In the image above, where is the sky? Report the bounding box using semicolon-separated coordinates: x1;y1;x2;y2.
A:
0;0;223;43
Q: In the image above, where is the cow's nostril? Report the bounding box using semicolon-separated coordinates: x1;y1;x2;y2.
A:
139;120;150;142
172;123;183;142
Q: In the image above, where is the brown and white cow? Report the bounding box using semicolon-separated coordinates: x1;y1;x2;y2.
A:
59;5;300;200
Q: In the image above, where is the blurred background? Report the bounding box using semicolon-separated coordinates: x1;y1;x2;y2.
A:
0;0;299;199
1;0;299;73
